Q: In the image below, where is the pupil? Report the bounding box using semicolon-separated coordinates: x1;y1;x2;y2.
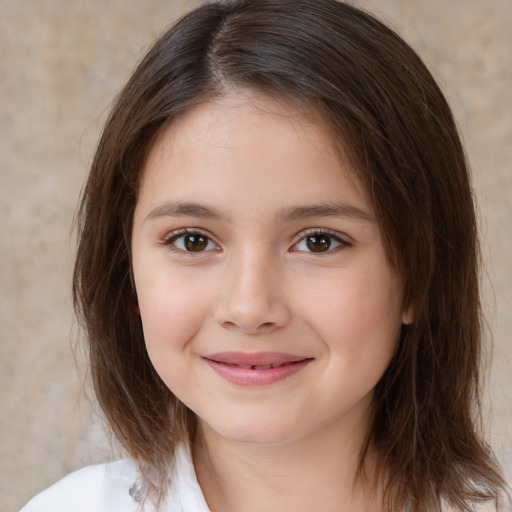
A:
184;235;208;252
306;235;331;252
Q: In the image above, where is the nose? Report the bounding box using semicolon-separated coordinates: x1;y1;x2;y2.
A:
213;251;291;334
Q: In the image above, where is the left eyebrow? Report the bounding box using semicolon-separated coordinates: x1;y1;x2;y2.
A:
277;202;374;223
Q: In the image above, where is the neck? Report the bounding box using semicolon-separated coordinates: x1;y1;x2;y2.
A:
193;409;382;512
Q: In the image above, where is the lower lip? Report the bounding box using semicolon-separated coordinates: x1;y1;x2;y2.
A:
204;359;312;386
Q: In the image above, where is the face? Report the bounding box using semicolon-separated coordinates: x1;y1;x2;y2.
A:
131;91;407;448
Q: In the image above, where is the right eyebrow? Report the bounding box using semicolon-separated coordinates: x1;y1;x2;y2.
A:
144;201;228;223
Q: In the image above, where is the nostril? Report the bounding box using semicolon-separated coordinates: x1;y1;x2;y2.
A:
214;297;291;333
221;320;276;333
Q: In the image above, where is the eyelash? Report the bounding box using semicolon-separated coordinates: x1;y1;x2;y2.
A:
162;228;351;255
291;228;351;254
163;228;220;254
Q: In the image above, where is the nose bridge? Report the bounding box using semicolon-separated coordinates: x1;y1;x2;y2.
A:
215;246;289;333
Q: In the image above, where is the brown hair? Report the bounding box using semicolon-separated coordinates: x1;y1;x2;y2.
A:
73;0;507;510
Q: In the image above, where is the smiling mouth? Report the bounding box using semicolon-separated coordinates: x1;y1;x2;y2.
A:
209;360;307;370
203;352;313;386
204;351;311;367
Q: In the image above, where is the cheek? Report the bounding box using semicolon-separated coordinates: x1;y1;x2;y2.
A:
135;269;219;397
293;261;403;362
135;268;215;354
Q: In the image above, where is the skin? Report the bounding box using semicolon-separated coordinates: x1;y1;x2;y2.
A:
131;90;409;511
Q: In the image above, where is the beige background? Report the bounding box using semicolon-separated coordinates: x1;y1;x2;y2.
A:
0;1;510;510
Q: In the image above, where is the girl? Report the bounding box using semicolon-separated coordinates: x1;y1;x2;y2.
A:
21;0;510;511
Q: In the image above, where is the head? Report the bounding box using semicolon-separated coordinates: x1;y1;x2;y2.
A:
73;0;504;509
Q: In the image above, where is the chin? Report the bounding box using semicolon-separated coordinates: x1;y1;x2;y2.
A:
206;417;305;447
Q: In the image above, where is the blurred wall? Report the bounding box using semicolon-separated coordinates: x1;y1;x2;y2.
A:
0;1;510;510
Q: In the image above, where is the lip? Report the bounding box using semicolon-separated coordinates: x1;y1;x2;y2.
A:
203;351;313;386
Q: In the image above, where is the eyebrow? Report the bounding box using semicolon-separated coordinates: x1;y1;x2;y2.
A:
145;200;373;223
277;203;374;222
145;201;228;222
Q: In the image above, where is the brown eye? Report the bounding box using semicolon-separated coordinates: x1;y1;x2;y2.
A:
183;234;209;251
293;231;346;254
166;231;217;253
305;234;331;252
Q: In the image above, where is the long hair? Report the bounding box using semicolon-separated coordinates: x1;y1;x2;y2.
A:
73;1;506;509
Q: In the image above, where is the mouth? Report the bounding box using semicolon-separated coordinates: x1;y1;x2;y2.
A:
202;352;313;386
214;361;300;370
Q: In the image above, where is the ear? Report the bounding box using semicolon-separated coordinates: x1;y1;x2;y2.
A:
401;306;414;325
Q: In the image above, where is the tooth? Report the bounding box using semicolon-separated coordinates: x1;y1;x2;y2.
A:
238;365;252;369
257;364;273;370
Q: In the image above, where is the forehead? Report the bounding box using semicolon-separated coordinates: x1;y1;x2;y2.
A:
140;89;367;203
156;91;330;159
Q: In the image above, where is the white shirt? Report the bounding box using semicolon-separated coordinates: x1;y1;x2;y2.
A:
20;445;210;512
20;446;511;512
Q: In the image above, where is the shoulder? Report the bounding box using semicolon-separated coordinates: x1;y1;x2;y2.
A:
19;445;210;512
20;459;140;512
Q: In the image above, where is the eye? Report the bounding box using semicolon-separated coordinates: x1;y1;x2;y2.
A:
292;230;348;253
164;230;218;253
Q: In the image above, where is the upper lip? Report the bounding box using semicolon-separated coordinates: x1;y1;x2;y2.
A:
203;351;312;367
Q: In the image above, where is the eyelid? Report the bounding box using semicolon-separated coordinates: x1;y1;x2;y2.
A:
162;227;221;252
290;228;352;253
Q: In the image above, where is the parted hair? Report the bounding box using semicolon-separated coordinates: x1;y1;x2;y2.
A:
73;1;506;510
